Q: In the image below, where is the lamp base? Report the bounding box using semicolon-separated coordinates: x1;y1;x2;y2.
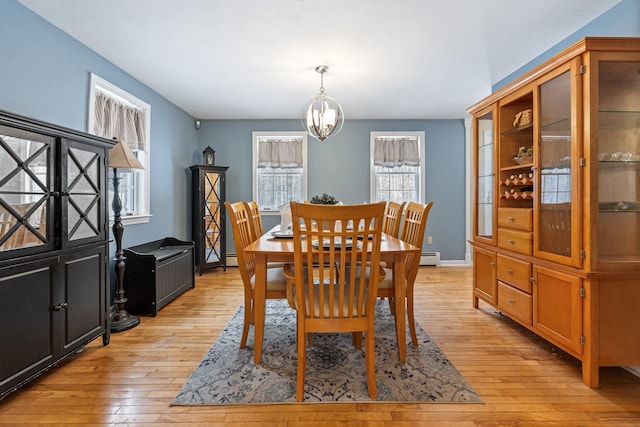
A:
110;307;140;333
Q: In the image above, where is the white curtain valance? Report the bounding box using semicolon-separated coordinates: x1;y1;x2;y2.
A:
373;136;420;167
93;90;147;152
257;137;303;168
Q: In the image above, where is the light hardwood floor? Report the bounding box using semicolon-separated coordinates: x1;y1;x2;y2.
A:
1;266;639;426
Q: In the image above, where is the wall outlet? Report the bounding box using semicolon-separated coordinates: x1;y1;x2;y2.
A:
427;236;433;245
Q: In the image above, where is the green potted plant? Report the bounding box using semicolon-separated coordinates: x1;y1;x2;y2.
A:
310;192;339;205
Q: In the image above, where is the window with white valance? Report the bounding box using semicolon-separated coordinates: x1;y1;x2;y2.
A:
370;132;425;204
87;73;151;224
93;90;147;152
373;136;420;167
257;136;303;168
253;132;307;212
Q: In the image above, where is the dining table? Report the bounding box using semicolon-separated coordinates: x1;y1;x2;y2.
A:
243;225;421;365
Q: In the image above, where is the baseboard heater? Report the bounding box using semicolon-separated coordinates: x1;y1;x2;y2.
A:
228;252;441;268
420;252;441;266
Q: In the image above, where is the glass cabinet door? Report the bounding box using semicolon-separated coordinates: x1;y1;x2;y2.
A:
203;170;223;266
474;106;496;243
535;61;581;266
596;55;640;267
65;141;105;244
0;126;52;253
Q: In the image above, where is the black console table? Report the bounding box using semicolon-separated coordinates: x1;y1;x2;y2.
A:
123;237;195;316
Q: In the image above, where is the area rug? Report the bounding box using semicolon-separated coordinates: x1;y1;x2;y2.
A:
173;300;482;404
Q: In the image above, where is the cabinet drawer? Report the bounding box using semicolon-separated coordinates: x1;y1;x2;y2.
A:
498;228;532;255
498;208;533;231
498;281;532;326
497;254;532;293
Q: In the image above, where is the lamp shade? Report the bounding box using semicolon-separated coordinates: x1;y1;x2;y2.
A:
109;139;144;170
302;93;344;141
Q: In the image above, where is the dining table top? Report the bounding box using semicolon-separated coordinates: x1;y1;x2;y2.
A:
244;226;420;257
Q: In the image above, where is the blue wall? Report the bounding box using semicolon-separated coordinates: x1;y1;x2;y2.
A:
0;1;199;249
1;0;638;267
494;0;640;90
200;118;467;260
0;1;198;298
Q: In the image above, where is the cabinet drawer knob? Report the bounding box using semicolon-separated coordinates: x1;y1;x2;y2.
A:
53;302;68;311
507;269;513;274
508;299;514;305
489;261;495;267
508;239;515;244
508;216;514;222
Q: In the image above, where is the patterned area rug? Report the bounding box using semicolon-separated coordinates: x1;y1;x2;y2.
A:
173;300;482;404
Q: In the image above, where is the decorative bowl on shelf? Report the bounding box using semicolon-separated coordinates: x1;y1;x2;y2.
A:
513;155;532;165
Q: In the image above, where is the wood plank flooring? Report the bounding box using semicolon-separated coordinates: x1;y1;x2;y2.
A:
1;266;639;426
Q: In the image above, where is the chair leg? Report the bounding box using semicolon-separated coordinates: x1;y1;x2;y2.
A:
365;325;377;399
407;282;418;347
240;297;252;349
307;332;314;347
352;332;362;349
296;319;306;402
387;296;395;315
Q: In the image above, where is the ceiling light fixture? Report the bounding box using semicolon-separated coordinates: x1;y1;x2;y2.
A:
301;65;344;141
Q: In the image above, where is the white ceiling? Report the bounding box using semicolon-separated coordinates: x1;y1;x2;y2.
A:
18;0;621;120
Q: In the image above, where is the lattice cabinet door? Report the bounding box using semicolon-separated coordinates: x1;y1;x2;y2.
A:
0;126;54;255
190;165;228;274
62;139;108;247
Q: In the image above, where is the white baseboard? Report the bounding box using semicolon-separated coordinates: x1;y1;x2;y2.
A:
420;252;441;266
440;259;472;266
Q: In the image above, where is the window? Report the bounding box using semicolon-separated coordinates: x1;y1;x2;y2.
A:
541;167;571;204
370;132;425;204
252;132;307;213
87;73;151;224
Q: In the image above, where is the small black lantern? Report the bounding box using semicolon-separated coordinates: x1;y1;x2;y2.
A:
203;146;215;165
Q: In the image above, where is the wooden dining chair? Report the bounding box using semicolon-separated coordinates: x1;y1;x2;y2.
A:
224;201;289;349
377;200;406;280
382;201;406;238
289;201;386;401
243;200;264;242
243;200;297;308
377;201;433;347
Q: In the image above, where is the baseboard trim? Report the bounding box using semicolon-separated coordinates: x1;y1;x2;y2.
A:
441;259;471;267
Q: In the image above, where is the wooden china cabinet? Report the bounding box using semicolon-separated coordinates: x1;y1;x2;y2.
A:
190;165;228;274
469;37;640;387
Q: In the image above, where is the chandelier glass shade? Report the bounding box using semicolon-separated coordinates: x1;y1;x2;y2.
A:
301;65;344;141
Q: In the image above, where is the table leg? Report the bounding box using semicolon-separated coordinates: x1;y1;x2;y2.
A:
393;254;407;362
253;254;267;364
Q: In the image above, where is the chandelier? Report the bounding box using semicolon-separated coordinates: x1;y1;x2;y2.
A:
301;65;344;141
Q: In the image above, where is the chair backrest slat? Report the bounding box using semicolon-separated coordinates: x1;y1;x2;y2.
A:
244;200;264;242
382;201;406;238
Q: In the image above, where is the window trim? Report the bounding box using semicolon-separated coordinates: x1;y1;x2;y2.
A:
370;131;426;204
87;73;151;225
252;131;308;215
